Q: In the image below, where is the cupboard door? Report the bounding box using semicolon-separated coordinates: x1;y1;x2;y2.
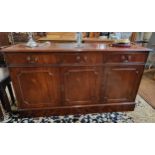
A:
104;66;144;103
9;67;61;109
62;67;102;106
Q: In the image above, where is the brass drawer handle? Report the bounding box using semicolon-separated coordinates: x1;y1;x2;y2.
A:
84;56;88;61
27;56;38;64
128;55;131;61
121;55;126;60
76;56;81;62
76;55;88;63
121;55;131;63
121;55;128;62
76;56;81;60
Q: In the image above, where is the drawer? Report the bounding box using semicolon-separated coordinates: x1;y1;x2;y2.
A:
106;53;148;63
61;53;103;64
5;53;61;65
5;52;104;66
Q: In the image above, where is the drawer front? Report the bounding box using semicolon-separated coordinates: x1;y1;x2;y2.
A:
5;53;103;66
106;53;148;64
61;53;103;64
5;53;61;65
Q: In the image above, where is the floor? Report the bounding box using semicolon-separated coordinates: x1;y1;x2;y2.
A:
138;69;155;108
127;95;155;123
1;95;155;123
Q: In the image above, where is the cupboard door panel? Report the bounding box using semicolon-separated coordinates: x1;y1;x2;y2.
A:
62;67;102;106
9;67;61;108
104;66;144;103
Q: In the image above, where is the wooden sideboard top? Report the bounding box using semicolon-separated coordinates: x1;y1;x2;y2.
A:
1;43;152;53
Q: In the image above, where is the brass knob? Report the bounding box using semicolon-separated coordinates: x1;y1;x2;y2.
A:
128;55;131;60
84;56;88;61
76;56;81;62
27;56;38;64
121;55;126;60
27;56;31;61
121;55;128;63
76;56;81;60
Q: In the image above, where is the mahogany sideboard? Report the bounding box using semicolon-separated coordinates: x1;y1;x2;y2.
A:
1;43;151;117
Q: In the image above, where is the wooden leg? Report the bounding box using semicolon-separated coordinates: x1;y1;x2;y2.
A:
0;85;11;112
7;82;15;105
0;104;4;121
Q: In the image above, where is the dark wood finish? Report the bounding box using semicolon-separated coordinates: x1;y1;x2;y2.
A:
0;32;10;66
5;53;60;65
0;105;4;121
0;32;9;46
104;65;144;103
1;43;151;117
2;43;150;52
0;67;15;113
61;66;102;106
18;102;135;117
9;67;61;109
59;53;103;65
105;52;148;64
5;52;103;66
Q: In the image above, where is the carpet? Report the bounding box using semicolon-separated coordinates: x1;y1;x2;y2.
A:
138;69;155;108
1;112;133;123
127;95;155;122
